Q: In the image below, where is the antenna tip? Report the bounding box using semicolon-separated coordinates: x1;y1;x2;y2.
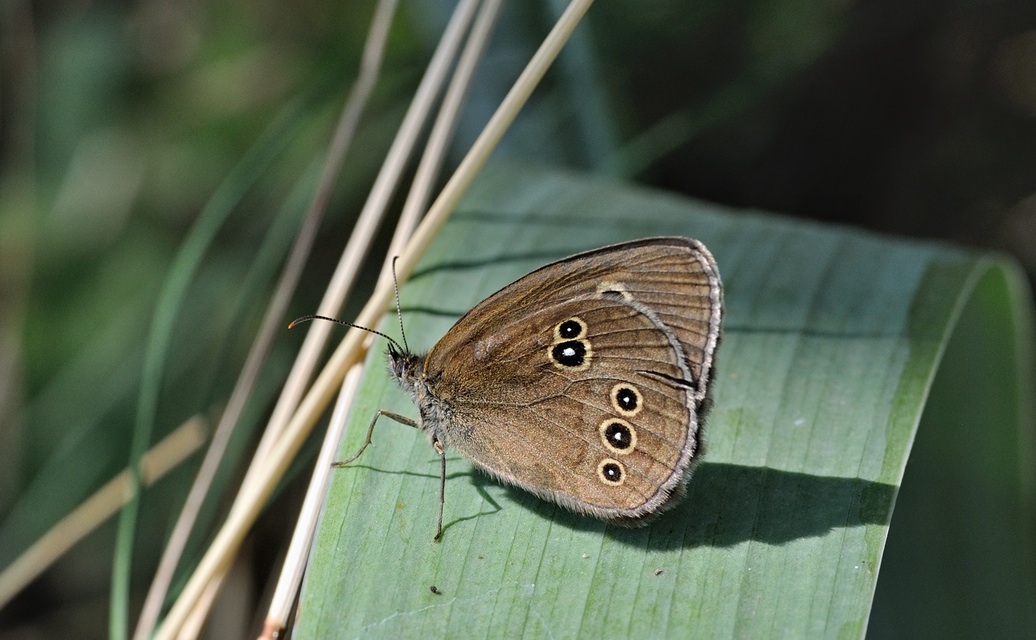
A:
287;315;315;330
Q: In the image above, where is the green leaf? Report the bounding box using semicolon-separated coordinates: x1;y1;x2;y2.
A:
296;164;1036;638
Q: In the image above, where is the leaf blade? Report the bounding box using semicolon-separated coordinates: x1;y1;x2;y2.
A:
296;164;1035;639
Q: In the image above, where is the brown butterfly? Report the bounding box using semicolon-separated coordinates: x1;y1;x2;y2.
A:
302;236;722;540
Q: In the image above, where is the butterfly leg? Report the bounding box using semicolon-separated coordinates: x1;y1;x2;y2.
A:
331;409;416;467
433;437;446;542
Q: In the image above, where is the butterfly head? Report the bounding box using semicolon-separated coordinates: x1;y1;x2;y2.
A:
387;341;447;437
387;341;424;388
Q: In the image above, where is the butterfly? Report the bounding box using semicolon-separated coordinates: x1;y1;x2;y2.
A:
301;236;722;540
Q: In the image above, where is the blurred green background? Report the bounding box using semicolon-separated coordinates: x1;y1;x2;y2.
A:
1;0;1034;637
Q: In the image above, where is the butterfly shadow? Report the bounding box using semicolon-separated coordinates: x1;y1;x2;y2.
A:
339;462;504;537
339;458;894;550
594;462;898;550
491;462;896;550
439;482;504;538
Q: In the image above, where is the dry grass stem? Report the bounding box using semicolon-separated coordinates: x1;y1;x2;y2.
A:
260;2;506;633
0;417;207;609
260;363;364;638
154;1;592;637
153;0;486;636
130;2;402;636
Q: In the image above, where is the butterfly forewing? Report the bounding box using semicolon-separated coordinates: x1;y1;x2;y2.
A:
428;237;721;397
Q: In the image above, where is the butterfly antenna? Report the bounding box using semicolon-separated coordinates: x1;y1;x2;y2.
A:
390;256;409;353
288;314;404;353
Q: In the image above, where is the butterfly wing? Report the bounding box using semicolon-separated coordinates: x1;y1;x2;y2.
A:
423;237;722;521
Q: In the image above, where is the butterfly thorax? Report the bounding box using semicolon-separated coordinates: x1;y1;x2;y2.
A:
387;345;452;444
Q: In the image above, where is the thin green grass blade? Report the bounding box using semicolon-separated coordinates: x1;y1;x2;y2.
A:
296;164;1035;638
109;100;306;639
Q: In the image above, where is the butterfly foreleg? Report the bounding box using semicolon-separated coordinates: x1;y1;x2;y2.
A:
331;409;417;468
